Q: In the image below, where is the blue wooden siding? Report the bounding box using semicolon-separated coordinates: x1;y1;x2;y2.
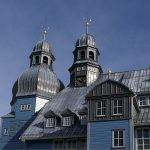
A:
0;97;36;150
88;120;133;150
15;97;36;120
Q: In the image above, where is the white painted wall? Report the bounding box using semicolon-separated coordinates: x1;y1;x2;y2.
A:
35;97;49;112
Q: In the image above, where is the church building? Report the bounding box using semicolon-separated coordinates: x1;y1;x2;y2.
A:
0;19;150;150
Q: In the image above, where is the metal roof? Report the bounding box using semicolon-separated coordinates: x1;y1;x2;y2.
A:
11;64;64;105
21;68;150;140
134;107;150;126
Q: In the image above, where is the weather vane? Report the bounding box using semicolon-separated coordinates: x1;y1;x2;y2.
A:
85;17;91;34
41;26;50;41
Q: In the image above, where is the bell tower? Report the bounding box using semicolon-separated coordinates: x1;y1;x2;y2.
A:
29;28;55;70
69;18;102;87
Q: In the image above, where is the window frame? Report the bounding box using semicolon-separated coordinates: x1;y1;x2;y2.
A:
20;104;26;111
113;99;123;115
3;128;9;136
43;56;49;65
89;51;94;60
20;104;31;111
96;100;106;117
26;104;31;110
136;128;150;150
112;129;125;148
63;116;72;127
139;96;147;106
35;55;40;64
46;118;55;128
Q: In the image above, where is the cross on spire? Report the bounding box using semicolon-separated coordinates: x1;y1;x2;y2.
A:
85;17;91;34
41;26;49;41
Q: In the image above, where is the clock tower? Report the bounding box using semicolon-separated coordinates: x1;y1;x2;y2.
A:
69;18;102;87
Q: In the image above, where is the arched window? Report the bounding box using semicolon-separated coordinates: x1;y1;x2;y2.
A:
35;56;40;64
80;51;85;59
89;51;94;60
43;56;48;64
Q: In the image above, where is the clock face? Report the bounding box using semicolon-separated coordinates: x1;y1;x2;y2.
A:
75;76;86;86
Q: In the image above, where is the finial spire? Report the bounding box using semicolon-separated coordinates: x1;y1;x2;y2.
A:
108;69;112;79
41;26;49;41
85;17;91;34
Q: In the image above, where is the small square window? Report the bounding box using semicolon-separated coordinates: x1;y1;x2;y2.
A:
26;104;31;110
77;67;81;71
63;116;72;126
20;105;26;111
3;128;9;136
139;96;147;106
46;118;55;128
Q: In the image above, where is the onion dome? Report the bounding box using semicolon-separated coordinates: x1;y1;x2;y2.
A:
11;32;64;105
10;65;64;105
76;34;96;47
33;41;52;54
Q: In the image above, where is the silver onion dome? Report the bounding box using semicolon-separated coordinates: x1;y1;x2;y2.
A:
11;64;64;105
76;34;96;47
33;41;52;54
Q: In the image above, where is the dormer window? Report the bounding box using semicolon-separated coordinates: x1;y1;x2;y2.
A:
43;56;48;65
80;51;85;59
89;51;94;60
46;118;55;128
63;116;72;126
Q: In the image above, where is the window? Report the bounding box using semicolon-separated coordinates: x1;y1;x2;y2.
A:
3;128;9;136
20;105;26;111
26;104;31;110
113;99;123;115
89;51;94;60
43;56;48;64
80;51;85;59
46;118;55;128
67;140;77;149
35;55;40;64
136;128;150;150
63;116;72;126
20;104;31;111
82;66;86;70
112;130;124;148
139;96;147;106
54;140;63;150
96;101;106;116
77;67;81;71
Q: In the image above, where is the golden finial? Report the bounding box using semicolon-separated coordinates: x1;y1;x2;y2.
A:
85;17;91;34
41;26;49;41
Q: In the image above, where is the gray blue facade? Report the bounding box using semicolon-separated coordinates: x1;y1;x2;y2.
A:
0;23;150;150
88;120;133;150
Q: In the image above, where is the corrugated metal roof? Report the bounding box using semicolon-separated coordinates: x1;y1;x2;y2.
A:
134;108;150;126
11;64;64;105
21;68;150;140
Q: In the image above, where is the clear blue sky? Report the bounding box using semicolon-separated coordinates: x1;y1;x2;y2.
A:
0;0;150;117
